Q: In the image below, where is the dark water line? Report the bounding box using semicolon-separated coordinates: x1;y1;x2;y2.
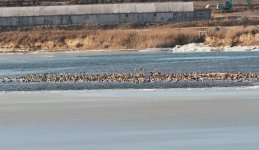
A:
0;82;254;91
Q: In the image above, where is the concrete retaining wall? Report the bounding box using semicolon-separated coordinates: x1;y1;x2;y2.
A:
0;2;194;17
0;12;195;27
194;9;211;21
0;3;211;27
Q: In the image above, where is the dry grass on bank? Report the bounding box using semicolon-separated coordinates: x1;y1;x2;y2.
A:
0;29;202;51
0;25;258;52
205;26;259;46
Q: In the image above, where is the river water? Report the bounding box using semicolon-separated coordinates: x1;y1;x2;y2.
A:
0;51;259;90
1;51;259;76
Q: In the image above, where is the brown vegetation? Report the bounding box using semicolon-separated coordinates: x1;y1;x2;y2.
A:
205;26;259;46
0;28;203;52
0;25;258;52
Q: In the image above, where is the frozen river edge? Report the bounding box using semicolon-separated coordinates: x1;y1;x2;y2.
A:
0;87;259;150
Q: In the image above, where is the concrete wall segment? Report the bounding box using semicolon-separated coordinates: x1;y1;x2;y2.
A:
0;2;194;17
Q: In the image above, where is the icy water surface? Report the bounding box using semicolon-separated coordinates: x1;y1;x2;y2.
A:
1;88;259;150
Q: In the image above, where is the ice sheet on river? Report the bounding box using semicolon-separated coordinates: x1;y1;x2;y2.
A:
170;43;259;52
1;87;259;150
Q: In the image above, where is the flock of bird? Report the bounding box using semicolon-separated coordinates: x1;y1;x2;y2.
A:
0;72;258;83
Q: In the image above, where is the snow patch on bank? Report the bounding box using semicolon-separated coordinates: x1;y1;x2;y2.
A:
170;43;259;53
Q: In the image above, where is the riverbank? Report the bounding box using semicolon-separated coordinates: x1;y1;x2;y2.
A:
0;25;258;53
0;28;202;52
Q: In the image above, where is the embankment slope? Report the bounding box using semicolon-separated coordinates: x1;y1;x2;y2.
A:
0;26;258;52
